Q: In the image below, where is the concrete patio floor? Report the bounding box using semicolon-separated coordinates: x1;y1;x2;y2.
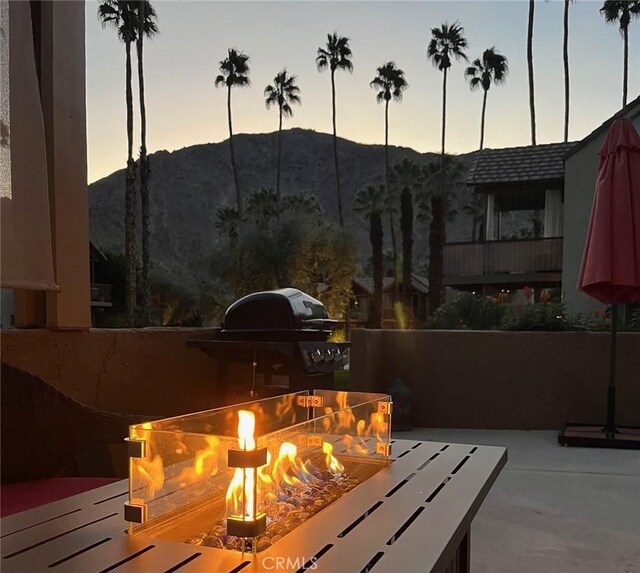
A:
396;429;640;573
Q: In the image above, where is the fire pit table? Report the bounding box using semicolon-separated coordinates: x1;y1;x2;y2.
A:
1;392;506;573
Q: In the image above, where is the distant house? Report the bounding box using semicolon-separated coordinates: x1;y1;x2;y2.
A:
444;142;574;299
350;274;429;327
563;95;640;316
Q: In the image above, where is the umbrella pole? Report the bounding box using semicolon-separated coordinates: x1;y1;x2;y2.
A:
605;304;618;439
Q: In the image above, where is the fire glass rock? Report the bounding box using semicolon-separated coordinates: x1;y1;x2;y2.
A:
256;539;271;551
202;536;223;549
185;468;355;552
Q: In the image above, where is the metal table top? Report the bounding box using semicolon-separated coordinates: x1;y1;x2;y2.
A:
1;439;507;573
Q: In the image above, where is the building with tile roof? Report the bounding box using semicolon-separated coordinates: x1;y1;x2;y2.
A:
444;142;575;298
563;95;640;316
444;94;640;317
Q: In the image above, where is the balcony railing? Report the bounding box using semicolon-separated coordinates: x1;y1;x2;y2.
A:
444;237;563;278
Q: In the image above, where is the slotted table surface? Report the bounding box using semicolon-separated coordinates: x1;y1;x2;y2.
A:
1;439;506;573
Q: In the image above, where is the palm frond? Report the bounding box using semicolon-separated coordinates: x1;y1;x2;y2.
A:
427;21;468;71
264;70;301;118
370;61;407;104
465;47;508;92
216;49;251;90
317;33;353;73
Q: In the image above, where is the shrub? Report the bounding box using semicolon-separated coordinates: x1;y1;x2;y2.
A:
427;292;506;330
500;302;583;331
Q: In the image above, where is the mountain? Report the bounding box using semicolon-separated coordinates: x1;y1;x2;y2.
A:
89;128;475;291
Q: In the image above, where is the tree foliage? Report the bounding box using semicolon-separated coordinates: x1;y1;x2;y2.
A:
216;190;357;320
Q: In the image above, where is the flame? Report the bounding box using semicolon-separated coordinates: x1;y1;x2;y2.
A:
130;422;166;499
172;436;221;486
133;454;164;499
275;394;296;424
336;392;355;431
342;419;370;455
355;419;370;454
270;442;316;486
369;412;388;441
226;410;258;520
322;442;344;474
322;406;334;433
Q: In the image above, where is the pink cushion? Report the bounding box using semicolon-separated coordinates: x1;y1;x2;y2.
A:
1;477;120;517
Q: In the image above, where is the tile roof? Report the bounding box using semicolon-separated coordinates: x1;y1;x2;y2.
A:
467;142;576;186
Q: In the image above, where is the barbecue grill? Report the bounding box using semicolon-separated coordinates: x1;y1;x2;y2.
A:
189;289;350;401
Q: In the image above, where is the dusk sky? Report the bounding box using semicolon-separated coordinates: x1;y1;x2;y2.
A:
85;0;640;183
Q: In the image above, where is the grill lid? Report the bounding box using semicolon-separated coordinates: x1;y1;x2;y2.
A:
223;288;338;332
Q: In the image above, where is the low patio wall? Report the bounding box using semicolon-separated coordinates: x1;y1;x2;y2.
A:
350;330;640;429
0;328;221;416
3;328;639;429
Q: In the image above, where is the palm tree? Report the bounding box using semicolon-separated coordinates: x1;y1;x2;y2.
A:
464;47;509;150
316;33;353;227
563;0;574;142
600;1;640;107
215;206;240;248
135;0;158;325
390;159;423;313
283;191;322;216
370;63;408;184
427;22;468;159
370;62;408;295
98;0;139;325
354;185;386;328
527;0;537;145
246;187;283;230
264;70;301;194
215;49;250;217
427;23;467;313
420;157;466;313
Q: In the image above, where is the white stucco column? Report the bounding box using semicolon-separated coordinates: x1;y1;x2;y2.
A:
485;193;496;240
544;188;563;238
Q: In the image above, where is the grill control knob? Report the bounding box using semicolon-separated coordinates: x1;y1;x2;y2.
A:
324;348;333;362
310;348;323;363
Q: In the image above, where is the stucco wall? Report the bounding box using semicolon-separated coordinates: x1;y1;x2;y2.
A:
351;329;640;429
1;328;221;416
563;112;640;317
3;328;639;429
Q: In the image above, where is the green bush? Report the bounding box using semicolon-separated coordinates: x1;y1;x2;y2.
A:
427;292;506;330
500;302;583;331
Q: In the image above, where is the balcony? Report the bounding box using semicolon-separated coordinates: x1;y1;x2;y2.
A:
444;237;563;285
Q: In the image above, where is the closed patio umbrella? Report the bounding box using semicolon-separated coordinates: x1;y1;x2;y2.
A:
560;118;640;449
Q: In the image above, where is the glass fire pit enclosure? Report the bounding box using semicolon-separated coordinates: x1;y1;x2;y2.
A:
124;390;392;553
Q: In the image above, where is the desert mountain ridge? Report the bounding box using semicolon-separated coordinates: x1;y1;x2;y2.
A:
89;128;477;291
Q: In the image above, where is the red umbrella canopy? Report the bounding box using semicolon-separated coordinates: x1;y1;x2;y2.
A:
578;118;640;304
